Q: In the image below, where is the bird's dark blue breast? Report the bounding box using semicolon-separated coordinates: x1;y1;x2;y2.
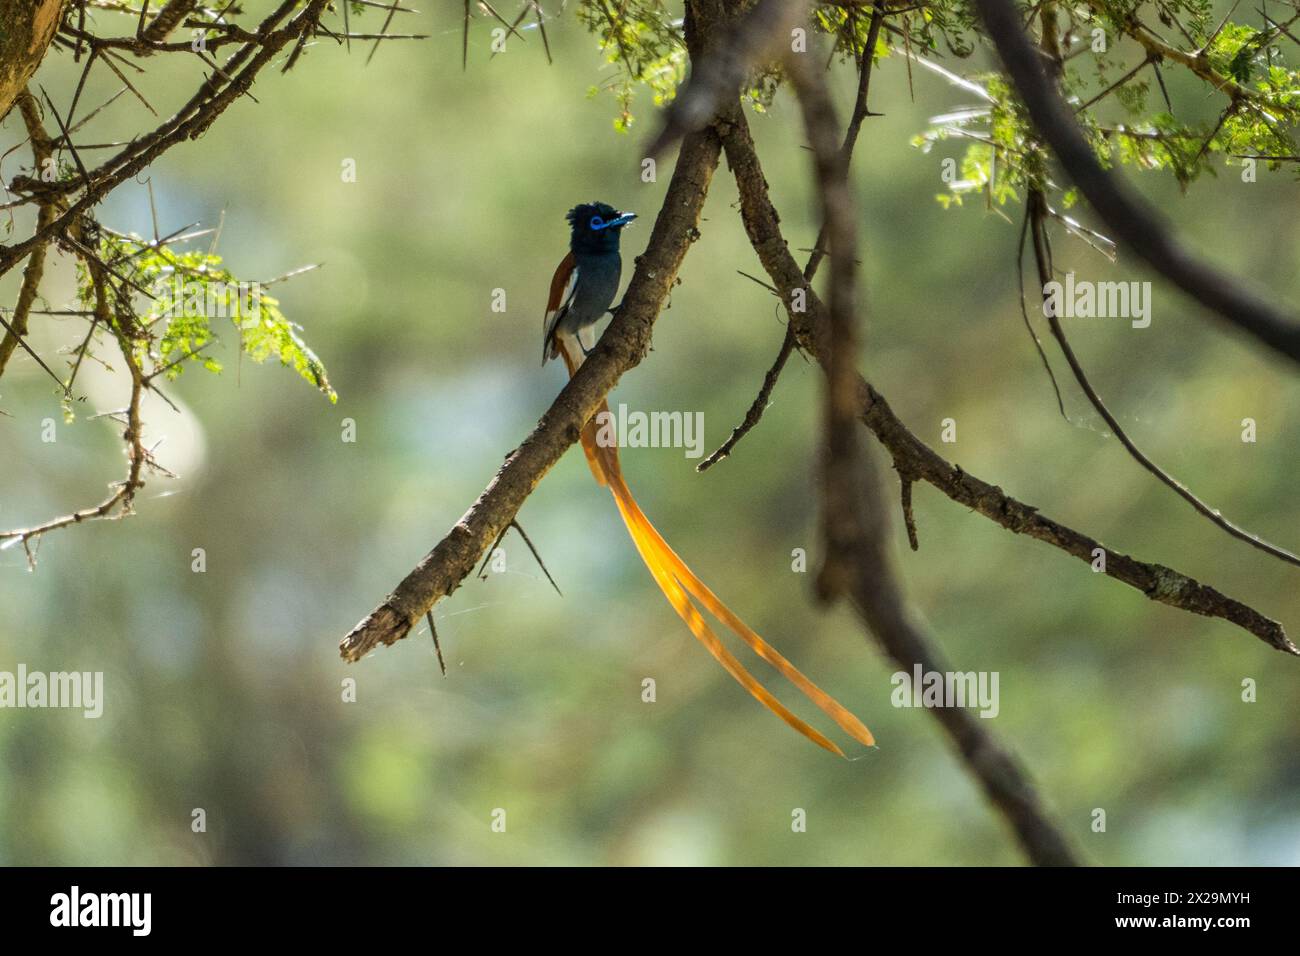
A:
568;252;622;326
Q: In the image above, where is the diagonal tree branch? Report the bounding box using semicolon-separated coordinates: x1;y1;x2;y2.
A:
1081;0;1264;103
339;123;724;661
717;103;1295;658
785;54;866;603
696;322;796;471
140;0;199;46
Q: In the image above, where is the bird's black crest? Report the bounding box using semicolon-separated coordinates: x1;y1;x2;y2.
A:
566;201;620;228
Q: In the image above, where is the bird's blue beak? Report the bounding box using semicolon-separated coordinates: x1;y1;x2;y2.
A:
608;212;637;228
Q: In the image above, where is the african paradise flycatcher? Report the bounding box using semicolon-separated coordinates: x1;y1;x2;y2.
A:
542;201;875;756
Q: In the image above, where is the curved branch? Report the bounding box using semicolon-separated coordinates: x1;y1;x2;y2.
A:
663;0;1082;864
974;0;1300;367
1;251;148;562
1025;188;1300;568
783;46;1081;866
696;322;796;472
700;2;884;471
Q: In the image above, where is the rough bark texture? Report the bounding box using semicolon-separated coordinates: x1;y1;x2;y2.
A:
140;0;199;45
0;0;65;122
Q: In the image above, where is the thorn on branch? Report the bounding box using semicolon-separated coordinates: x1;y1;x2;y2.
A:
900;476;919;551
476;519;563;596
509;519;562;597
426;610;447;676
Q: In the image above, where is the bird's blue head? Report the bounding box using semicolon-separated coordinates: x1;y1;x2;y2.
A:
567;201;637;257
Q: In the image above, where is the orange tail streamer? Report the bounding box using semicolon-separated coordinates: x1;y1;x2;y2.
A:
559;343;874;755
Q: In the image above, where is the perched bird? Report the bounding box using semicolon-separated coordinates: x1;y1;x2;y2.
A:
542;201;637;364
542;202;875;756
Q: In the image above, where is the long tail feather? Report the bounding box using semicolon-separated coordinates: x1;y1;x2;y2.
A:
606;465;875;749
558;341;874;753
611;481;845;756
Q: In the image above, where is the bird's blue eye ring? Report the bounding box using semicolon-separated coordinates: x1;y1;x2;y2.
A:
589;216;606;230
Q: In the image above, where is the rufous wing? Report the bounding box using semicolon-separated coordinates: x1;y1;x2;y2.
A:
542;251;577;363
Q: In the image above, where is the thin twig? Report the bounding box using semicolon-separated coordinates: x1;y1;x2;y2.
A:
900;476;918;551
1;256;150;557
1027;188;1300;569
426;611;447;676
697;324;796;471
1016;203;1069;420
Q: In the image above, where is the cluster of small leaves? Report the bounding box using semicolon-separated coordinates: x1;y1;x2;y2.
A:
814;2;976;62
1054;25;1214;188
1092;0;1210;31
919;2;980;58
1218;97;1300;166
1207;23;1300;118
1210;22;1269;82
1096;113;1201;179
561;0;1300;194
921;1;1300;210
745;65;784;112
570;0;983;124
813;3;885;63
88;234;336;402
578;0;687;131
916;74;1047;207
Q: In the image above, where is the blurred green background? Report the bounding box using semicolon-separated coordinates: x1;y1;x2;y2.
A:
1;2;1297;865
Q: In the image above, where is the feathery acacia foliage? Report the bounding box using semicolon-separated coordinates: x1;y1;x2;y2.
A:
573;0;1300;196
